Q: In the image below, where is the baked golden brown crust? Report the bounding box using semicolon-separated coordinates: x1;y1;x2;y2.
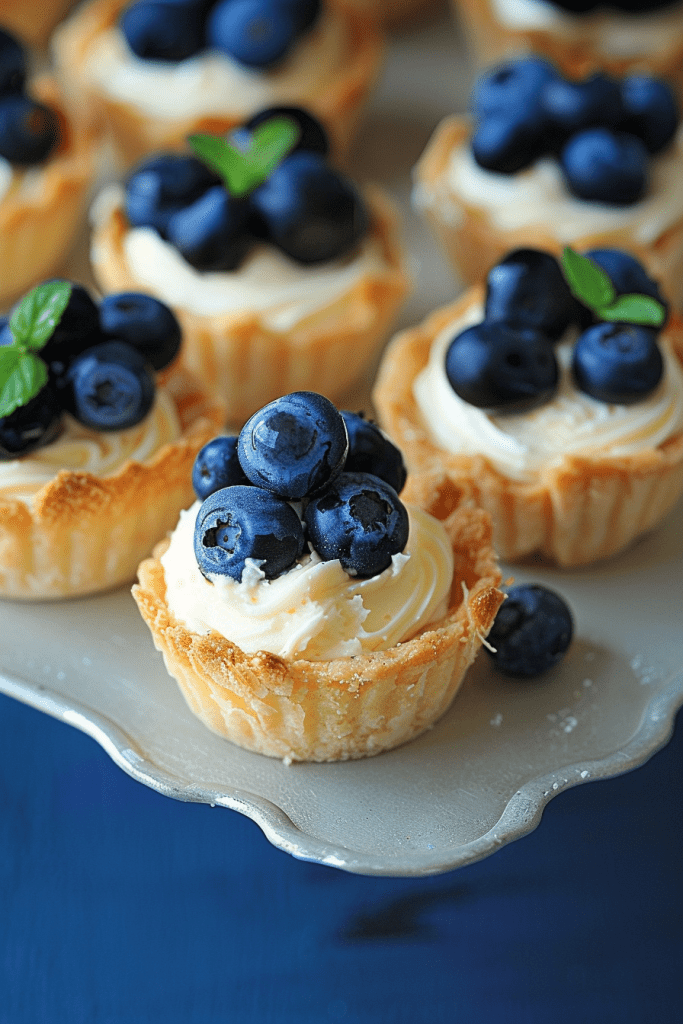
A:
52;0;384;166
373;287;683;566
132;501;503;762
91;185;411;423
0;0;79;48
414;115;683;307
0;369;226;600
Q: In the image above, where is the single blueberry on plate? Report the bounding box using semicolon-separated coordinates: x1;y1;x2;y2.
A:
40;282;102;380
0;95;60;164
206;0;298;69
192;435;249;501
445;322;559;412
0;384;63;459
560;128;649;205
120;0;207;61
340;411;406;495
304;471;410;578
238;391;348;500
471;113;548;174
125;155;219;237
0;28;26;95
166;186;253;271
572;321;663;404
471;56;558;120
63;341;156;431
620;75;678;154
486;584;573;678
485;248;583;342
99;293;182;371
541;73;625;144
250;151;368;264
194;484;305;581
243;106;329;156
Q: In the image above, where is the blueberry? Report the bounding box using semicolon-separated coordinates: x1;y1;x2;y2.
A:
120;1;207;61
0;384;63;459
0;28;26;95
471;113;548;174
63;341;156;431
276;0;321;32
237;391;348;500
471;56;558;121
572;321;663;404
583;249;667;311
620;75;678;155
250;151;368;264
166;186;253;271
125;155;219;237
304;472;409;579
206;0;299;69
99;293;182;371
0;95;60;165
541;73;625;147
560;128;649;205
192;435;249;501
242;106;328;157
445;322;559;412
39;282;102;381
486;584;573;678
485;249;583;342
193;484;305;581
340;411;406;495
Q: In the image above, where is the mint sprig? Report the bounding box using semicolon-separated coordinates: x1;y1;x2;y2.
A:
0;280;72;419
188;116;300;198
560;247;666;329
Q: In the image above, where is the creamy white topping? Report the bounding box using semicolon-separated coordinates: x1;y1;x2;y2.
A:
91;186;387;329
81;9;350;119
420;124;683;245
413;301;683;481
0;158;13;203
0;388;182;505
161;501;454;661
491;0;683;58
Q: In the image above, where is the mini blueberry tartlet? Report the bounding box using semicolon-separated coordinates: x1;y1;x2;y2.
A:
90;111;409;422
373;247;683;566
0;280;225;599
0;28;97;309
132;391;503;762
413;57;683;307
52;0;383;166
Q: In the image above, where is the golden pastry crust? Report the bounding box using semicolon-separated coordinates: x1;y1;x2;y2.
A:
91;185;411;423
52;0;384;166
414;115;683;307
132;501;503;762
0;76;98;310
0;369;226;600
373;286;683;567
0;0;79;49
343;0;446;28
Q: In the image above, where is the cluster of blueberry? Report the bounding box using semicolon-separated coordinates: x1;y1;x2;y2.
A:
121;0;320;70
445;248;667;410
125;107;368;271
0;287;181;458
192;392;409;582
0;29;60;165
471;56;679;204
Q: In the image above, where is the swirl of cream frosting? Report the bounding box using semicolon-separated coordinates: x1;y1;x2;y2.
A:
160;500;454;661
0;387;182;506
413;301;683;482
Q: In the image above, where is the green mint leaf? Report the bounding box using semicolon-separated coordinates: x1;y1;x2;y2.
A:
188;133;251;196
597;293;667;328
189;117;300;199
247;117;299;182
0;348;48;419
561;247;616;310
9;280;72;351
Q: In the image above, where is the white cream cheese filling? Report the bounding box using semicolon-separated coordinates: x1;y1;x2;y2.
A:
413;300;683;481
161;501;454;661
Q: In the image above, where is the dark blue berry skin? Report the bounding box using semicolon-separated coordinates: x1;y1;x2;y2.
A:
166;186;253;272
0;95;60;164
619;75;679;155
63;341;156;431
277;0;321;32
206;0;299;69
471;57;558;121
471;113;548;174
340;411;406;495
0;28;26;95
99;293;182;371
243;106;328;157
125;155;219;237
541;73;625;147
572;322;663;404
0;384;63;459
445;322;559;412
486;584;573;679
560;128;649;205
40;283;103;381
237;391;348;500
192;435;249;501
304;472;410;579
250;152;369;264
485;249;583;342
584;248;667;312
120;1;207;61
194;484;305;581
